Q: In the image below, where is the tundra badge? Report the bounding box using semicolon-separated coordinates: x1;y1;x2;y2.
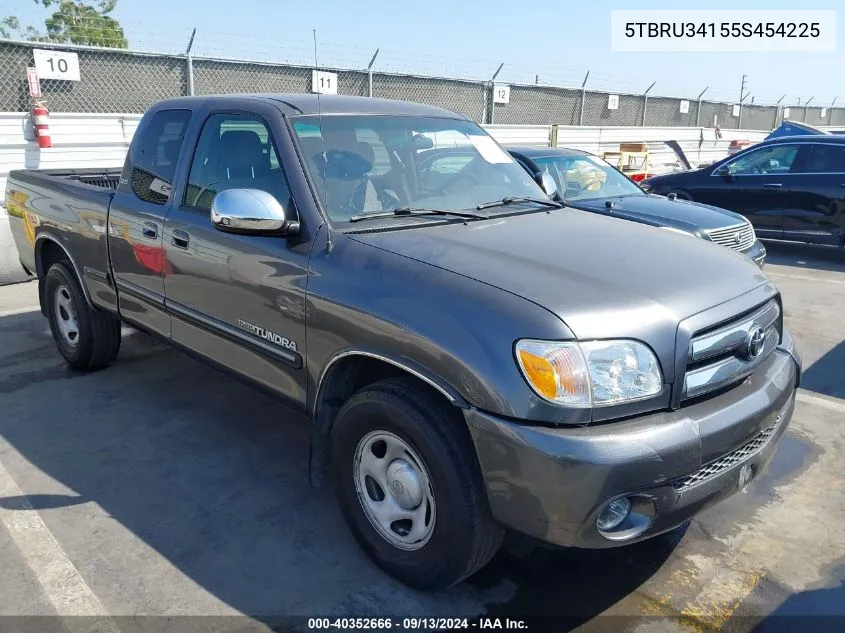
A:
237;319;298;352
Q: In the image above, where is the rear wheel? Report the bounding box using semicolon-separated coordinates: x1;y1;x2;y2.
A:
332;377;503;589
45;262;121;370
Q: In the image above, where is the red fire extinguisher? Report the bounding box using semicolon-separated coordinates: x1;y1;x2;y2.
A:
31;102;52;148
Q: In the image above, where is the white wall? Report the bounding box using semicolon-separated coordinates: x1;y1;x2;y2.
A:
483;124;770;169
0;112;141;283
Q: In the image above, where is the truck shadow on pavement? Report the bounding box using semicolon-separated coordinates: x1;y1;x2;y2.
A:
799;340;845;400
0;316;679;625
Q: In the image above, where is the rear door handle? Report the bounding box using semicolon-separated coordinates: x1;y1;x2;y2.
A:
142;221;158;240
762;183;783;189
171;229;190;249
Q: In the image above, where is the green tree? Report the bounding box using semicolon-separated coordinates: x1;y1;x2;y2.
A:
1;0;128;48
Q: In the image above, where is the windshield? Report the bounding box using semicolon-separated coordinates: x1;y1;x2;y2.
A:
291;115;545;224
532;154;643;201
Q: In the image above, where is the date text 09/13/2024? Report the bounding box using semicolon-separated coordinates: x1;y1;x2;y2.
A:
307;618;528;630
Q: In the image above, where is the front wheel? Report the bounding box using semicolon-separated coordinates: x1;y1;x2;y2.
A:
44;262;121;370
332;377;503;589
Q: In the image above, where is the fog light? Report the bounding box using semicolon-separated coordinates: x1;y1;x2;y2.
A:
596;497;631;531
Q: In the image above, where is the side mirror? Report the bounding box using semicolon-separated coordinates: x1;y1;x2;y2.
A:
713;165;733;179
537;170;558;198
211;189;299;236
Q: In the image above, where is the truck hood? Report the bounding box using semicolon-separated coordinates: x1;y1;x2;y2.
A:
568;194;747;232
349;208;769;347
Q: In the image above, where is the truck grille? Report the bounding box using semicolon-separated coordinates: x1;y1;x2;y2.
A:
706;222;756;251
672;416;782;492
682;299;781;401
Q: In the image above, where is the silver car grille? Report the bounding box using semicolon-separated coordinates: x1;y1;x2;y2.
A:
706;222;756;251
683;299;781;401
672;416;782;492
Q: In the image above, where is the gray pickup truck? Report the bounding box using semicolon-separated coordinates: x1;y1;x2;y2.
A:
6;95;801;590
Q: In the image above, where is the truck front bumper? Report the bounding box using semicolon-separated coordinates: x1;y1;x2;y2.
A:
466;331;801;548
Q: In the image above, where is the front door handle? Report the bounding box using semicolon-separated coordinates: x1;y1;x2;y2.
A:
142;221;158;239
762;183;783;189
171;229;190;249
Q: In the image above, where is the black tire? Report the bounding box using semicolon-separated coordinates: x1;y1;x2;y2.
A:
332;376;503;590
44;262;121;370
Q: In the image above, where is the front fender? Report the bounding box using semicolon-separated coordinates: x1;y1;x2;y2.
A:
304;233;578;424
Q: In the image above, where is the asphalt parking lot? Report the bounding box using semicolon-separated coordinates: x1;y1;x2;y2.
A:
0;241;843;633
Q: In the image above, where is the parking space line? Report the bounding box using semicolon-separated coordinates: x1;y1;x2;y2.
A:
0;449;117;626
0;305;40;318
797;390;845;413
767;271;845;286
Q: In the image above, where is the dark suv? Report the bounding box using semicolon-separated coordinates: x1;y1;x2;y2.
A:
643;135;845;247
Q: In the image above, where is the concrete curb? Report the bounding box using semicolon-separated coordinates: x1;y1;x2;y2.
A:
0;209;33;286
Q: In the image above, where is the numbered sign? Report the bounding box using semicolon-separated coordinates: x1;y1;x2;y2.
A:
607;94;619;110
493;84;510;104
311;70;338;95
33;49;80;81
821;107;827;118
679;100;690;114
732;104;740;117
783;107;791;119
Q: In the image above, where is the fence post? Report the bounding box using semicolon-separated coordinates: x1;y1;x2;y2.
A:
487;63;504;125
578;70;589;126
695;87;708;127
642;81;655;126
185;28;196;96
804;96;814;122
829;98;837;126
366;48;379;98
774;95;785;129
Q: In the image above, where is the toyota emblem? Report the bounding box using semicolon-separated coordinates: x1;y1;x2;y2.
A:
744;327;766;360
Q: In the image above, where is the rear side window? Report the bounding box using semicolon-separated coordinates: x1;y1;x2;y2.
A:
804;144;845;173
122;109;191;205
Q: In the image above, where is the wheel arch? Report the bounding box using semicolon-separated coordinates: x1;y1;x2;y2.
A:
308;350;470;488
34;234;94;315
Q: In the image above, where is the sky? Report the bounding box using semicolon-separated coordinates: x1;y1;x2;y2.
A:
3;0;842;105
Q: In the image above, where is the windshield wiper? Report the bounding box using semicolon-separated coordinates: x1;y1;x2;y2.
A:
476;196;563;211
349;207;487;223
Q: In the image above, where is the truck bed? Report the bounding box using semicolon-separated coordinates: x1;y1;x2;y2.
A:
25;167;122;190
6;167;122;292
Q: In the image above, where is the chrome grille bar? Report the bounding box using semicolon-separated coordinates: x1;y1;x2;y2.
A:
684;325;779;399
689;300;781;363
706;222;756;251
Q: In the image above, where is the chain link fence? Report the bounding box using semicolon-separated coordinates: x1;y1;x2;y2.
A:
2;38;844;131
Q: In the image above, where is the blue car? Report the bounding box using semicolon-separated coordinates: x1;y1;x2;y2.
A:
506;145;767;267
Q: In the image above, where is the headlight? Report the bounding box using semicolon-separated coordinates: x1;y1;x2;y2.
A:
515;339;663;407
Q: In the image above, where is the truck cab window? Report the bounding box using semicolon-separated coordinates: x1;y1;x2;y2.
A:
184;114;293;213
122;109;190;205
